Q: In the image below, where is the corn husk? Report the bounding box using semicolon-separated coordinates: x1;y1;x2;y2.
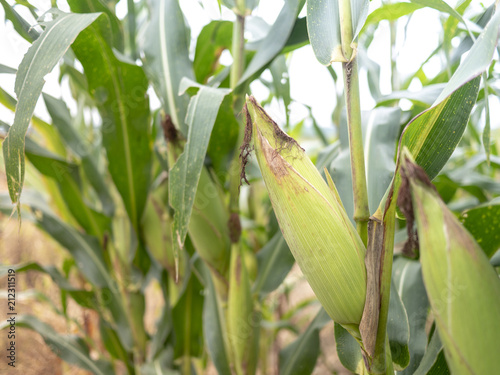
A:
244;96;366;327
400;155;500;374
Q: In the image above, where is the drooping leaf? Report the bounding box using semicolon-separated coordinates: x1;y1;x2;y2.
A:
69;5;152;230
238;0;303;85
0;315;113;375
169;80;230;269
193;20;232;84
364;2;424;26
2;9;101;212
433;8;500;104
279;308;331;375
0;0;39;42
410;0;477;36
142;0;195;135
67;0;124;52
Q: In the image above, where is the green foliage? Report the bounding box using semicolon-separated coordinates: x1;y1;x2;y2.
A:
0;0;499;374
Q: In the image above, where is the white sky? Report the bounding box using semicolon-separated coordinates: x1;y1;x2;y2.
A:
0;0;497;136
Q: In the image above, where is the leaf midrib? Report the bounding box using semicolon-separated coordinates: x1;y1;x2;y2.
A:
89;24;137;224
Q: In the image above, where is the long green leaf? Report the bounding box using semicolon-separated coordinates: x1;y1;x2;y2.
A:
433;8;500;104
68;0;124;51
0;262;96;309
142;0;195;135
69;3;152;230
238;0;303;85
24;136;110;238
169;80;230;268
42;93;114;216
0;315;113;375
0;0;39;42
365;2;424;26
2;9;101;212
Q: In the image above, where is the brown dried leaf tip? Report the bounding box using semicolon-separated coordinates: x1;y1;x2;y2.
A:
161;113;179;145
398;157;436;258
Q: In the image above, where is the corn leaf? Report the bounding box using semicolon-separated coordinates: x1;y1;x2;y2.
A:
99;320;133;372
0;262;96;309
307;0;369;65
433;7;500;104
364;2;424;26
460;202;500;258
413;331;449;375
169;80;230;269
172;272;204;359
254;231;295;298
42;93;114;217
365;107;401;213
142;0;194;135
197;260;231;375
68;0;124;52
69;6;152;231
0;63;16;74
193;20;232;84
393;257;429;375
1;9;101;213
238;0;303;85
334;322;364;373
401;156;500;374
24;131;111;238
387;281;410;371
279;308;331;375
0;315;113;375
0;0;39;42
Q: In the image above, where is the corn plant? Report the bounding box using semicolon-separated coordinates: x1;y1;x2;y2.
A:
1;0;500;374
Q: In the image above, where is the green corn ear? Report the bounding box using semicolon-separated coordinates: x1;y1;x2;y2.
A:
400;155;500;375
244;96;366;327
